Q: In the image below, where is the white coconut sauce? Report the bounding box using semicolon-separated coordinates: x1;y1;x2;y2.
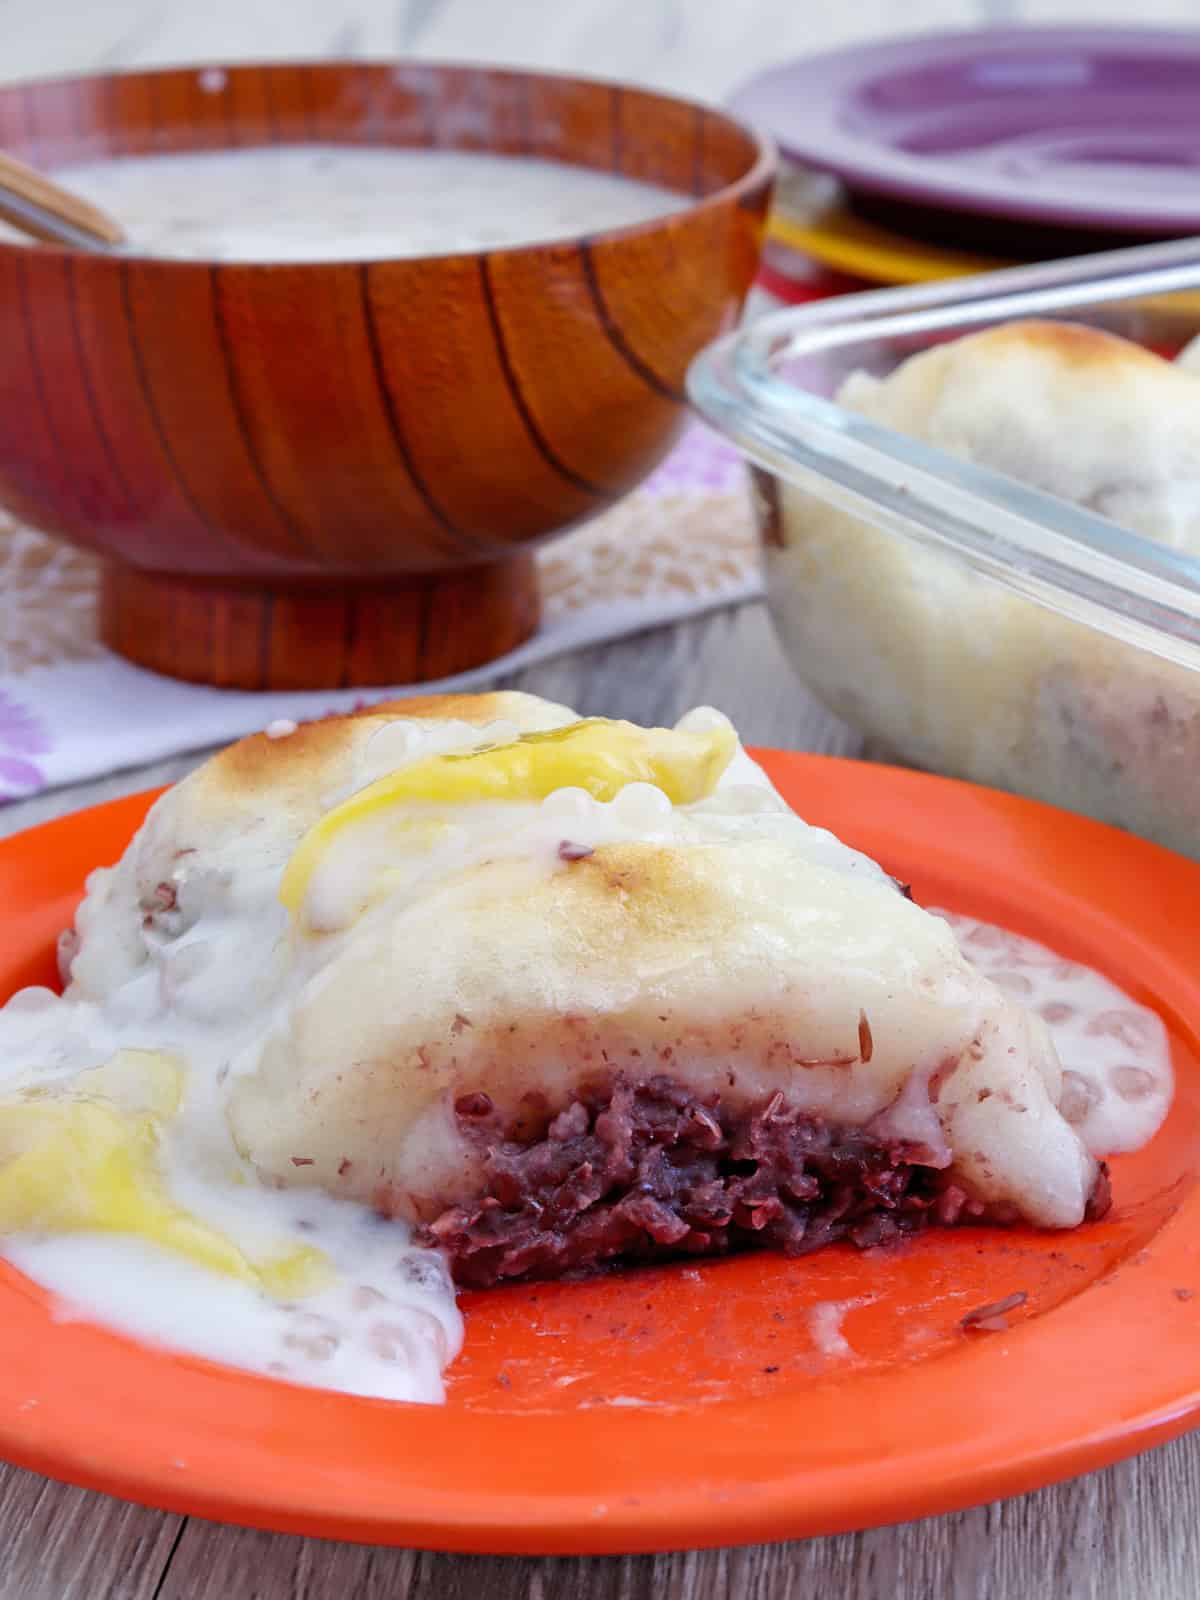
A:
808;1296;872;1360
933;910;1173;1157
9;145;688;263
0;976;463;1403
6;1210;456;1403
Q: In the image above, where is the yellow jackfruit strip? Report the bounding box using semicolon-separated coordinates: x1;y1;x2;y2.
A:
0;1053;328;1297
281;717;736;915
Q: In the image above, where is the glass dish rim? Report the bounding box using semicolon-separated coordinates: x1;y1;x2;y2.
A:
688;237;1200;673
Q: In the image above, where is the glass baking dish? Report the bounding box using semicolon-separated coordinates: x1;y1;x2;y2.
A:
688;237;1200;859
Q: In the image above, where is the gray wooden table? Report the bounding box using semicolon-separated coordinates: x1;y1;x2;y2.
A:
5;0;1200;1593
4;606;1200;1598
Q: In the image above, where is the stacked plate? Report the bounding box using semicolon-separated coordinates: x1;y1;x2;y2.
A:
734;27;1200;303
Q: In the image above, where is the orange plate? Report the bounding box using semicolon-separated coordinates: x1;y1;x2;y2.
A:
1;753;1199;1553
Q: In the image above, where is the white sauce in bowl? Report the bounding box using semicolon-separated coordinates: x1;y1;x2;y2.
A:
14;145;687;263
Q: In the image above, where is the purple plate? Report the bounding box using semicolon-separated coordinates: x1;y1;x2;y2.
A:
730;26;1200;235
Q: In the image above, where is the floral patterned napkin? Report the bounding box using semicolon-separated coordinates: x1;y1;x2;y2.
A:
0;424;761;802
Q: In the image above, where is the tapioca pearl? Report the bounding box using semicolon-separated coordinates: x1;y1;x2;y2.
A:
369;1318;439;1365
352;1284;388;1312
1040;1001;1076;1025
286;1309;341;1334
0;986;65;1052
404;1306;453;1357
364;720;427;773
541;787;596;825
1086;1010;1159;1051
1051;962;1091;983
1058;1070;1103;1125
711;783;788;815
395;1251;453;1295
281;1328;340;1361
968;933;1058;970
961;923;1014;953
1006;937;1062;968
162;939;215;988
972;935;1041;970
2;985;60;1018
674;706;734;737
1110;1065;1158;1102
988;970;1034;997
612;782;673;830
56;930;80;984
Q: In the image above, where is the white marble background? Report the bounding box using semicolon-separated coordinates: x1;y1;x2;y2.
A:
1;0;1198;98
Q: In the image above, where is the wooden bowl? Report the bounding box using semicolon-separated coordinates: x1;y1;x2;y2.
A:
0;62;773;689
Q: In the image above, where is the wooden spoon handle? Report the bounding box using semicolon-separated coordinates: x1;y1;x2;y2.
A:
0;150;125;250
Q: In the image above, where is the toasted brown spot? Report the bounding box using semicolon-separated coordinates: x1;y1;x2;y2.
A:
357;692;539;726
211;692;554;794
213;714;364;793
561;843;732;942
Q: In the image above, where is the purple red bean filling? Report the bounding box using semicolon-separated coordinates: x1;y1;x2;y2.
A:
419;1074;1112;1289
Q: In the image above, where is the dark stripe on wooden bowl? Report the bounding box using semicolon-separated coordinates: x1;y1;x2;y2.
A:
117;264;265;562
208;264;326;562
14;255;65;473
64;257;139;519
357;263;470;552
477;254;611;500
691;106;707;199
578;241;685;402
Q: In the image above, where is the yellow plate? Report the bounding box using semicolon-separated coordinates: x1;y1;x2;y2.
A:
768;203;1008;285
768;202;1200;322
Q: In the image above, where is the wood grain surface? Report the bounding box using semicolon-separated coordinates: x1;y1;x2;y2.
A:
4;0;1200;1593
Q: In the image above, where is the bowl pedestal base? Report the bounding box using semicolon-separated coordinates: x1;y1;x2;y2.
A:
99;557;541;691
